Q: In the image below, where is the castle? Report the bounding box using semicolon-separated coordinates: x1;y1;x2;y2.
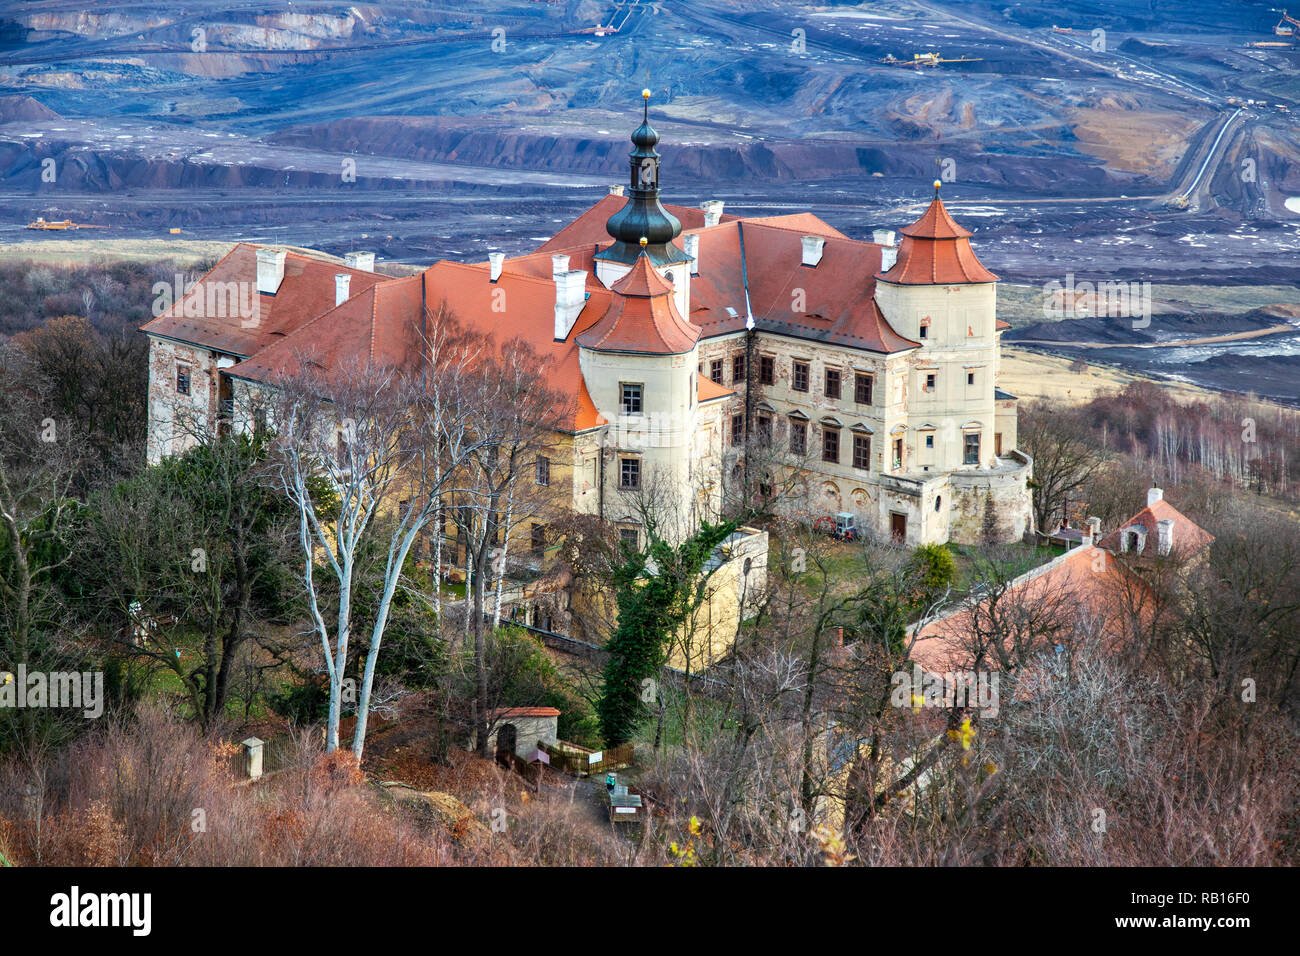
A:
141;92;1033;558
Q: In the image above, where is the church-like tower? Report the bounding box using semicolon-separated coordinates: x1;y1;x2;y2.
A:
594;90;694;318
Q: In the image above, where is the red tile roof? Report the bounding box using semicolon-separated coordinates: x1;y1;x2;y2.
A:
577;252;700;354
488;706;561;718
680;219;919;353
535;195;736;253
878;195;997;285
910;544;1148;673
1096;496;1214;560
697;373;734;402
141;243;386;357
227;274;423;383
149;193;1008;437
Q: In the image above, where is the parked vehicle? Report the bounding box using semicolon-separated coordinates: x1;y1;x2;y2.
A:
814;511;858;542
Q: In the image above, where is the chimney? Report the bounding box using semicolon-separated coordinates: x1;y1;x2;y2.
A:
1087;516;1102;539
553;255;587;341
609;184;625;197
1156;518;1174;556
1147;486;1164;507
683;233;700;275
701;200;724;227
255;248;286;295
801;235;825;267
344;251;375;272
875;230;898;272
489;251;505;282
334;273;350;307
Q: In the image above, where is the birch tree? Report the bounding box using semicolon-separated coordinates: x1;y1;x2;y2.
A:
271;319;484;759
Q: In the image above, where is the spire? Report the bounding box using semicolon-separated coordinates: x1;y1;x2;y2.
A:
597;89;690;268
577;249;699;354
876;184;997;284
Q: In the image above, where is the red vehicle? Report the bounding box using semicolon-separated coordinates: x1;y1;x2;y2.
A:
814;512;859;542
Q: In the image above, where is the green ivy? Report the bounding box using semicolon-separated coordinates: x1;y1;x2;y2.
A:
597;518;738;746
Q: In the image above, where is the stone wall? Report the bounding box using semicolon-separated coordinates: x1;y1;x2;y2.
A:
947;451;1034;544
145;334;220;463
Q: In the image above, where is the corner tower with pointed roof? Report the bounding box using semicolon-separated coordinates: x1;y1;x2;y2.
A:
579;244;708;542
872;182;1011;477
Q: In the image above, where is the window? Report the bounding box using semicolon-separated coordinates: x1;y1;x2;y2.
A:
995;432;1003;456
893;438;903;469
759;355;775;385
176;364;191;395
855;373;873;405
619;527;639;550
535;455;550;486
964;432;981;465
710;359;724;384
731;414;744;447
852;434;871;470
757;414;772;447
620;457;640;489
919;323;929;339
935;495;942;512
924;373;937;393
621;382;643;415
925;434;934;449
688;373;693;406
793;360;810;392
822;426;840;464
530;523;546;555
967;370;976;386
789;419;807;456
825;369;841;400
733;353;745;383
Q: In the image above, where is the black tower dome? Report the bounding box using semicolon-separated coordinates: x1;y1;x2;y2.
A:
596;90;691;268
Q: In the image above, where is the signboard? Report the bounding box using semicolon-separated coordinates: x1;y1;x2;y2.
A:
534;749;550;765
588;750;603;765
615;806;637;815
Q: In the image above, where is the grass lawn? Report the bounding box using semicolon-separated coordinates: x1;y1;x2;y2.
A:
768;528;1060;599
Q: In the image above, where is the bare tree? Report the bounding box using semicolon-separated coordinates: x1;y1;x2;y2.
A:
271;325;485;759
1019;401;1110;534
442;335;568;756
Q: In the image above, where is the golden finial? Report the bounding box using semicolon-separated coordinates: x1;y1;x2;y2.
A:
933;179;942;194
642;88;651;100
639;236;648;247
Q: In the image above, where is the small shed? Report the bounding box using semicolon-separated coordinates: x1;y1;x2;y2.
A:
487;706;560;761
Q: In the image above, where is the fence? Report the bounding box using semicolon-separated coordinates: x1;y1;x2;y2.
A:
538;741;634;776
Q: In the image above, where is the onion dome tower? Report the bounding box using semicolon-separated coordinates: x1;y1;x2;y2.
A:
596;90;692;271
